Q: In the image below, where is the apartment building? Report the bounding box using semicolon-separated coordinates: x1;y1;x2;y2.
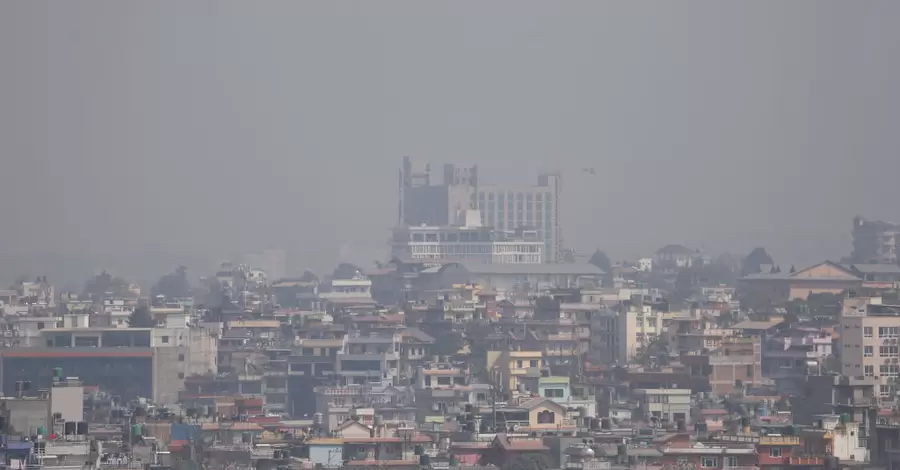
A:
634;388;692;425
336;332;401;385
681;336;762;394
839;294;900;397
590;301;664;364
486;349;545;392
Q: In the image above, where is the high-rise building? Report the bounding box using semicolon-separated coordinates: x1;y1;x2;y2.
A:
852;216;900;265
476;173;561;263
398;157;562;262
398;156;478;227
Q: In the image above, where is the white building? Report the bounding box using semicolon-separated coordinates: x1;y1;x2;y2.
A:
392;209;543;264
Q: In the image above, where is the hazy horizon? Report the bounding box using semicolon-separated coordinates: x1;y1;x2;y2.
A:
2;1;900;285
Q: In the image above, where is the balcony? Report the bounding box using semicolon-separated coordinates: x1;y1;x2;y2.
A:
788;457;826;466
759;435;800;446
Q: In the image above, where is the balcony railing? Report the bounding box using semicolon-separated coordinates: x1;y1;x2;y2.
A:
788;457;826;466
758;436;800;446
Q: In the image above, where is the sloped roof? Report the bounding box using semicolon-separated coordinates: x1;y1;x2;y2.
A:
846;264;900;275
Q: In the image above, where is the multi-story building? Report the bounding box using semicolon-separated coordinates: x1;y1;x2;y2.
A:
839;294;900;397
477;174;562;263
682;335;763;394
852;216;900;265
486;349;544;392
336;332;401;386
390;210;543;264
590;301;665;364
398;157;562;262
634;388;692;425
0;313;217;404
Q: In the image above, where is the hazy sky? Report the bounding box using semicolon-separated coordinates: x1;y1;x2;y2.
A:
2;1;899;283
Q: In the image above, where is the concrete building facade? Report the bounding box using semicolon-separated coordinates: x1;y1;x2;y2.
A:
398;157;562;262
852;216;900;265
391;210;543;264
839;294;900;397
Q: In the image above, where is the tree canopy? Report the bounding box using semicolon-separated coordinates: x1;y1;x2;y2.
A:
152;265;191;299
332;263;363;280
433;331;465;357
129;306;155;328
588;250;612;272
82;271;131;301
741;247;775;276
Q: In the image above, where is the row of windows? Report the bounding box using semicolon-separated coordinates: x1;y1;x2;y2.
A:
478;191;553;202
864;346;899;357
700;457;741;468
407;244;542;255
863;326;900;338
863;365;900;376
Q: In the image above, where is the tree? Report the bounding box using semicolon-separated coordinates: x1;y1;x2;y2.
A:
588;250;612;272
434;331;464;357
741;247;775;276
152;265;191;300
331;263;362;280
129;306;155;328
82;271;131;301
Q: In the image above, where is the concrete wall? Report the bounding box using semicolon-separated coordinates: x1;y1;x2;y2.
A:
4;398;50;435
153;347;184;405
51;385;84;422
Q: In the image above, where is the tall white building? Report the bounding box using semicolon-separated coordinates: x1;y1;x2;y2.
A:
391;209;543;264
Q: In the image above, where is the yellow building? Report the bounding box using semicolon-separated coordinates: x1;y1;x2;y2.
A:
486;350;544;392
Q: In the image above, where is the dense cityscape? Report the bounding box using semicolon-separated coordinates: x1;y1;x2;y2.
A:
1;156;899;470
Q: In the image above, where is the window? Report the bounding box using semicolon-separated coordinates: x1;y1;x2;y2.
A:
161;335;170;344
879;326;900;337
865;365;875;377
700;457;718;468
770;447;783;457
865;326;874;338
537;410;555;424
865;346;874;357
